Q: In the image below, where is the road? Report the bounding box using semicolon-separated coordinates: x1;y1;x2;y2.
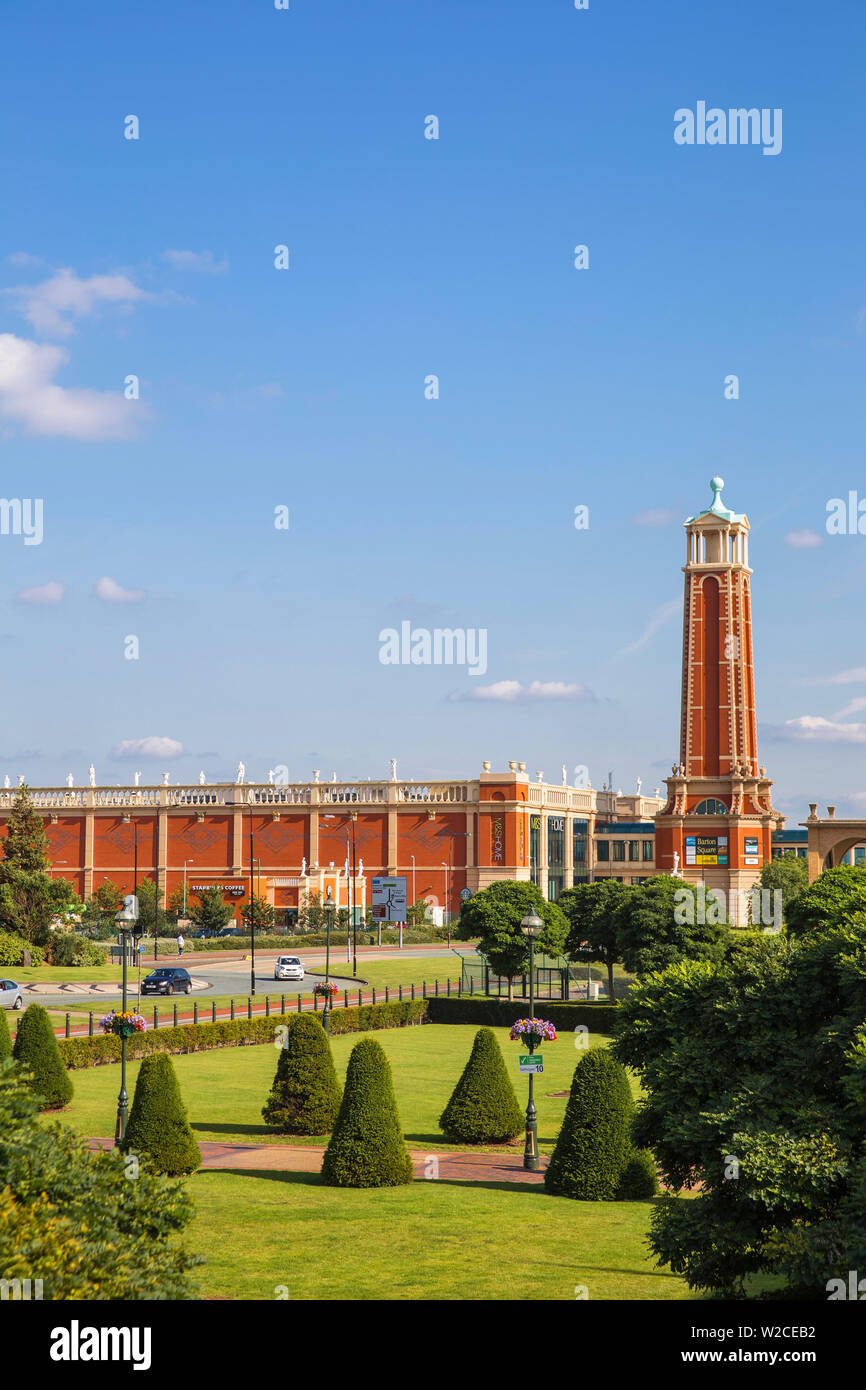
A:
29;943;475;1009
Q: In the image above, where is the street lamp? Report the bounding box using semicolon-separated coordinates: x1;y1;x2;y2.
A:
322;887;335;1035
520;908;544;1172
229;800;257;997
183;859;194;918
410;855;416;910
113;892;140;1145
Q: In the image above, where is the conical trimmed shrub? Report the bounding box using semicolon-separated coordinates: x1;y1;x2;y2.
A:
121;1054;201;1175
439;1027;523;1143
262;1014;342;1134
321;1037;413;1188
0;1007;11;1060
544;1047;633;1200
12;1003;72;1110
616;1148;659;1200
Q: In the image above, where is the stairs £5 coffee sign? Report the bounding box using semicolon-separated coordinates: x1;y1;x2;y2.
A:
519;1055;544;1074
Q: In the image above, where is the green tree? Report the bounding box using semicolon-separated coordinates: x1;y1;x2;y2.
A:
262;1014;342;1134
321;1037;413;1188
456;882;567;1000
0;1007;11;1060
135;878;170;937
617;874;729;977
189;885;233;933
0;787;79;946
613;926;866;1297
407;897;430;926
241;894;277;933
544;1048;634;1200
0;1058;198;1298
754;854;809;923
2;784;49;870
12;1003;73;1109
439;1027;523;1143
558;879;637;1002
784;864;866;939
79;879;124;939
121;1054;201;1175
297;889;328;933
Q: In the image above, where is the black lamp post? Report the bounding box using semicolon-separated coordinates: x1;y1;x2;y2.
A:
322;887;335;1035
229;799;257;997
113;892;140;1145
520;908;544;1172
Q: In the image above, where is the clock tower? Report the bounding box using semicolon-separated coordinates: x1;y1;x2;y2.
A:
654;477;783;920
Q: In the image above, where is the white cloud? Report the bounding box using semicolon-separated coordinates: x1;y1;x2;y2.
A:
620;597;681;655
783;715;866;744
634;509;678;527
0;334;137;440
6;252;47;268
94;576;145;602
833;697;866;719
785;529;822;549
451;680;593;703
6;268;151;336
162;249;228;275
810;667;866;686
111;737;184;760
17;581;64;604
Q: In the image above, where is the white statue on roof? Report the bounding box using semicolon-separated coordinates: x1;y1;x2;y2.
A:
89;764;96;787
66;773;74;788
236;761;245;784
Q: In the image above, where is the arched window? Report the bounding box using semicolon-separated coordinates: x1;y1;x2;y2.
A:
694;798;728;815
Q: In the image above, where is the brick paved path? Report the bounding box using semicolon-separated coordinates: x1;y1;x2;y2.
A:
89;1137;548;1184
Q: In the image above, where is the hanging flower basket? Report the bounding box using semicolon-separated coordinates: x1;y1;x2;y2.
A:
509;1017;556;1052
100;1010;147;1038
314;981;338;999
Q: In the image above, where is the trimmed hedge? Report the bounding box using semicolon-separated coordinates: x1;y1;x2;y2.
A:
262;1014;342;1135
58;998;429;1069
0;1007;11;1059
0;932;45;967
122;1053;201;1176
426;997;619;1036
439;1027;523;1143
13;1004;74;1109
544;1048;633;1200
187;928;445;952
321;1037;414;1188
616;1148;659;1200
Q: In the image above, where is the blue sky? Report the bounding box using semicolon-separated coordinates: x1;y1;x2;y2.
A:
1;0;865;820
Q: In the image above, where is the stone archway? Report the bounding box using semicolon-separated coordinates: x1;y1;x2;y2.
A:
803;807;866;880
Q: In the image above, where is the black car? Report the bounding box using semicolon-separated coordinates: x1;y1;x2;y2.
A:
142;967;192;996
218;927;241;937
193;929;214;939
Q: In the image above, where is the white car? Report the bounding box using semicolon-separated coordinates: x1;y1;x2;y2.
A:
0;978;23;1010
274;956;304;981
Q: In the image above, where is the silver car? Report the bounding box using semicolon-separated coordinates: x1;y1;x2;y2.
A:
0;978;23;1010
274;956;304;981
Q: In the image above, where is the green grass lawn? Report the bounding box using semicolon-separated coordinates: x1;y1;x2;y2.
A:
12;963;121;984
52;1019;689;1302
185;1171;693;1301
58;1023;632;1153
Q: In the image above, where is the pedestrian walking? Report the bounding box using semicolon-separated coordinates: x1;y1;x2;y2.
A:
177;932;185;957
